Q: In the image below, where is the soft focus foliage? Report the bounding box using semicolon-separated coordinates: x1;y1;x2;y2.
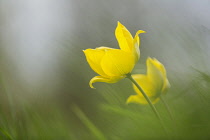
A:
0;0;210;139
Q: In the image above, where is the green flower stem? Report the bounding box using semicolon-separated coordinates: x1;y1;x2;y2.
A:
126;74;168;135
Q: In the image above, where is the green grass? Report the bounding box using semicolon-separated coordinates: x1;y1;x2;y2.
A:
0;70;210;140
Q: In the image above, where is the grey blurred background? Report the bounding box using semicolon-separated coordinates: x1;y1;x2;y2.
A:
0;0;210;139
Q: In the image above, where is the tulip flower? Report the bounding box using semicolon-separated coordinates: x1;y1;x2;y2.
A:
127;57;170;104
83;22;145;88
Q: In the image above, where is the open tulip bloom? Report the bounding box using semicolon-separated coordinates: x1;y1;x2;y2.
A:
83;22;172;134
83;21;145;88
127;57;170;105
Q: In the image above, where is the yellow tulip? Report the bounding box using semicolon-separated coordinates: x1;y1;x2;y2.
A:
83;22;146;88
127;57;170;104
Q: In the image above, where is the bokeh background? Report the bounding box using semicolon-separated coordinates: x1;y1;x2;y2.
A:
0;0;210;139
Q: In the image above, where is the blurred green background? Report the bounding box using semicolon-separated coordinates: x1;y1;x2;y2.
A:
0;0;210;139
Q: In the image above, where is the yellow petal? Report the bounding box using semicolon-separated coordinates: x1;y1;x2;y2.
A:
149;58;170;95
126;95;160;104
133;30;146;61
128;58;170;104
132;74;162;103
133;30;146;48
115;21;133;52
83;48;109;77
150;58;166;76
89;76;123;88
101;49;135;77
126;95;142;104
147;58;164;90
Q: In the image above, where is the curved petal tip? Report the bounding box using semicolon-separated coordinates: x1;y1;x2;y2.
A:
117;21;123;26
89;76;122;89
89;78;96;89
137;30;146;34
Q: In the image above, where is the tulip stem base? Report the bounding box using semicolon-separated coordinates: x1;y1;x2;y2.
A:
126;73;168;136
